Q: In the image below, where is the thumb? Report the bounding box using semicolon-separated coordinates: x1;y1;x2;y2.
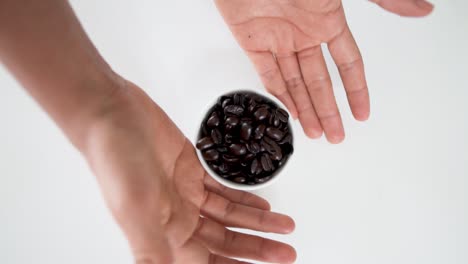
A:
370;0;434;17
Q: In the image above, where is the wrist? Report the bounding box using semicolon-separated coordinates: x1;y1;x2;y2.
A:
61;70;127;152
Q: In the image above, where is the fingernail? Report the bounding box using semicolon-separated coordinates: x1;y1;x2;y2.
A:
305;128;323;139
416;0;434;10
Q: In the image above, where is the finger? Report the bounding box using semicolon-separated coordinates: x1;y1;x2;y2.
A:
203;174;271;211
298;46;345;144
201;191;295;234
246;51;298;119
276;53;323;138
196;218;297;264
328;26;370;121
209;254;251;264
370;0;434;17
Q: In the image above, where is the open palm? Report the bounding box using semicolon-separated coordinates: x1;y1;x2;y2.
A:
85;80;296;263
216;0;433;143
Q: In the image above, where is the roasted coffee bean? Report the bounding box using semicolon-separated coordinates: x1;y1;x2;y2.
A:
261;153;274;171
225;116;240;127
224;105;244;116
250;159;260;175
253;107;269;121
229;169;242;177
268;112;275;125
266;127;284;141
273;114;281;127
217;146;228;153
247;181;256;185
229;144;247;156
279;133;292;145
246;142;261;154
201;123;208;137
276;108;289;122
203;149;219;161
211;129;222;144
240;117;253;124
221;98;232;108
248;103;256;113
255;160;263;175
196;137;214;150
278;157;287;167
233;93;241;105
241;160;249;167
254;124;266;140
225;134;234;144
207;112;220;127
255;176;271;183
244;153;256;161
240;123;253;141
233;176;246;183
210;164;219;172
269;142;283;161
218;163;229;173
223;154;239;163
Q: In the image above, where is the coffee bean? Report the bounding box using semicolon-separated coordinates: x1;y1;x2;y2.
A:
225;134;234;144
244;153;256;161
266;127;284;141
273;114;281;127
229;144;247;156
221;98;232;108
240;123;253;141
203;149;219;161
229;169;242;177
196;137;214;150
254;124;266;140
246;142;260;154
255;176;271;183
201;123;208;137
248;103;256;113
207;112;220;127
264;137;283;161
225;116;239;127
211;129;222;144
218;163;229;173
222;154;239;163
278;157;287;167
253;107;269;121
233;93;241;105
276;108;289;122
261;153;274;171
217;146;228;153
247;181;256;185
250;159;260;175
233;176;246;183
224;105;244;116
279;133;292;145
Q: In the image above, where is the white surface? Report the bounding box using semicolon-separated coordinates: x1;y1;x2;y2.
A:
1;0;467;263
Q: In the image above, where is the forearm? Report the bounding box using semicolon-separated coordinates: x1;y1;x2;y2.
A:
0;0;119;150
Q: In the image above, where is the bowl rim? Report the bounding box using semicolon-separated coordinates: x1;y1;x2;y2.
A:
194;88;296;191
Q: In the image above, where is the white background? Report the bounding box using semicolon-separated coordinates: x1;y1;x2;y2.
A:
1;0;467;263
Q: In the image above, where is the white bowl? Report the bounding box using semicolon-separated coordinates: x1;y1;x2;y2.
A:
195;89;295;191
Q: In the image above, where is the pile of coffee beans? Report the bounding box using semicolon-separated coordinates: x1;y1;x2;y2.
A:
196;91;293;185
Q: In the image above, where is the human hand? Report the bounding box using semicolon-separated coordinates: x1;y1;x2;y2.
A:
84;79;296;264
215;0;433;143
